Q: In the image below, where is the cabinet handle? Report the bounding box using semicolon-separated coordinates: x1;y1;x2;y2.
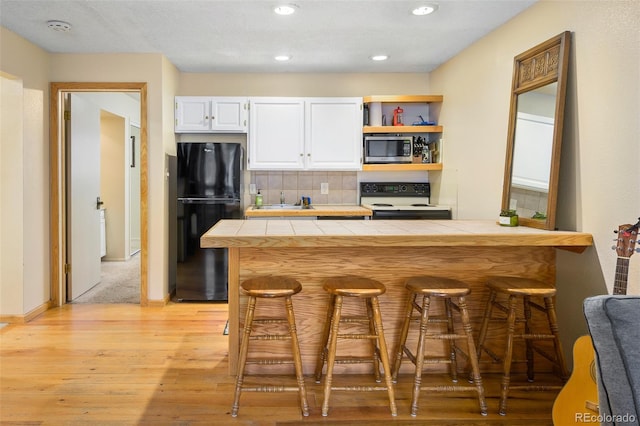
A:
211;116;215;120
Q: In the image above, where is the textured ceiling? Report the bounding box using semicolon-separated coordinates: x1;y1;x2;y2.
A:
0;0;536;73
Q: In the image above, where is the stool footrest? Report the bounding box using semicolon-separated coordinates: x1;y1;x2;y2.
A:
340;316;370;323
330;385;392;392
420;385;484;393
250;334;292;341
334;356;378;365
240;385;305;393
253;318;288;324
337;333;378;340
246;358;295;365
508;384;563;391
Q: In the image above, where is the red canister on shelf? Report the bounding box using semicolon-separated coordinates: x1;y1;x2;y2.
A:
392;106;404;126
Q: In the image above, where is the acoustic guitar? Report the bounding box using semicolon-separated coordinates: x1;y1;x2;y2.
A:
552;220;639;425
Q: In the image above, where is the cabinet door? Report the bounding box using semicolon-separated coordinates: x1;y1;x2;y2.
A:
211;97;248;133
305;98;362;170
248;98;305;170
175;97;211;132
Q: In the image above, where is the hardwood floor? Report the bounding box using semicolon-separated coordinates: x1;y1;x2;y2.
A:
0;303;556;425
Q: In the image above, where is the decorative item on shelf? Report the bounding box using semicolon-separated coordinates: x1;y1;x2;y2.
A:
412;115;437;126
392;106;404;126
499;209;519;226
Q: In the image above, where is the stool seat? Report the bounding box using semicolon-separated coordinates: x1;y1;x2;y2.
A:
486;276;556;297
392;276;487;417
323;276;386;297
405;276;472;298
241;276;302;298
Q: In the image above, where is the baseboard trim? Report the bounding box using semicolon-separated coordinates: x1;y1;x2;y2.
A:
0;300;52;324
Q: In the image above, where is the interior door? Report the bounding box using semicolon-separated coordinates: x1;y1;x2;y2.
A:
67;93;102;300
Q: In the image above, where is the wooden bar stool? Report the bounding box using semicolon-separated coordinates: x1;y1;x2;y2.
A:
391;276;487;417
476;276;568;415
231;276;309;418
314;276;397;417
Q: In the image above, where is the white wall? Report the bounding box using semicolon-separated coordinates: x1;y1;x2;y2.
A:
0;74;25;316
429;0;640;357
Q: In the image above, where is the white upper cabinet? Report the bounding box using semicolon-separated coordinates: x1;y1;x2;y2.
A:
305;98;362;170
248;97;362;170
248;98;306;170
175;96;248;133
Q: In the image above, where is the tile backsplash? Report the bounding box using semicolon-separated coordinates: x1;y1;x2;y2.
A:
250;171;358;205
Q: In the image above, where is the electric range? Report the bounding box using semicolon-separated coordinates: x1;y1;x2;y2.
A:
360;182;452;220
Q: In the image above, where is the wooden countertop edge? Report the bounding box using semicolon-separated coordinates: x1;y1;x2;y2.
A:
201;233;593;249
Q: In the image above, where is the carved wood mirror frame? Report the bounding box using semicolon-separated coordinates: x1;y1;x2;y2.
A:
501;31;571;230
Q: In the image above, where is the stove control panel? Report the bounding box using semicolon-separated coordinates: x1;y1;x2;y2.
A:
360;182;430;197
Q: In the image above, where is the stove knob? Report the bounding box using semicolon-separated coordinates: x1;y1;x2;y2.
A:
399;185;407;192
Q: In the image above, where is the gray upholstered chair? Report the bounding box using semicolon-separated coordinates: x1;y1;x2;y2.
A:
583;295;640;425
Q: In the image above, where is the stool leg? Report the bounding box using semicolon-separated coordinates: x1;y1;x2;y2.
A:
523;296;534;382
366;298;382;383
370;296;397;417
499;294;518;416
321;295;343;417
458;296;488;416
231;296;257;417
392;291;415;382
285;295;309;417
410;294;431;417
315;294;336;383
445;298;459;383
476;289;497;362
544;296;569;379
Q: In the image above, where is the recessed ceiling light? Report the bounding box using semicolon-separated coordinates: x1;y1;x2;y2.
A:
274;4;298;15
275;55;291;61
370;55;389;61
47;20;72;32
411;4;439;16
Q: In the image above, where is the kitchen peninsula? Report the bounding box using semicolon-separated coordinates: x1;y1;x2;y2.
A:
201;219;592;375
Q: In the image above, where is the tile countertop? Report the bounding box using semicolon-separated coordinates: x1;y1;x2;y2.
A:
244;204;372;218
201;219;593;250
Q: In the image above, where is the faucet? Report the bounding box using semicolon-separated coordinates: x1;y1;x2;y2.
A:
280;191;285;204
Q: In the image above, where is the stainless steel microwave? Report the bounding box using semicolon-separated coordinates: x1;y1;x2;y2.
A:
364;135;413;164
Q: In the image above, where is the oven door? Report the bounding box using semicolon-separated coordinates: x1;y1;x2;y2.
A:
371;209;452;220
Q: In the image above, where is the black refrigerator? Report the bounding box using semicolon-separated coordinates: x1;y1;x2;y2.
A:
176;142;242;301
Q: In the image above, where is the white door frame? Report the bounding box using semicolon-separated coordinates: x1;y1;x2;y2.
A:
50;82;148;306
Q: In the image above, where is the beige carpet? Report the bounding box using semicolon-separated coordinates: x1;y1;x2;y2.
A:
72;253;140;304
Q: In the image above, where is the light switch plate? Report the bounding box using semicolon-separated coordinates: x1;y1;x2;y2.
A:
321;182;329;194
249;183;257;194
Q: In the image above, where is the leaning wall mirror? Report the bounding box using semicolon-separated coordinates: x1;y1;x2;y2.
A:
501;31;571;230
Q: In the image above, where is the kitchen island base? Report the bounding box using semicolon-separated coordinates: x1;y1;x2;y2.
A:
201;219;592;378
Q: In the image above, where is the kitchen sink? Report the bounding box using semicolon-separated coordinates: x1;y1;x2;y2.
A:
258;204;313;210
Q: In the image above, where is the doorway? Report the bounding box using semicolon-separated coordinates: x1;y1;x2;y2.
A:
50;82;148;306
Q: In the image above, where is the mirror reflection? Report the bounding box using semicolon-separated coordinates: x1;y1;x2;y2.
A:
501;31;570;230
508;83;557;220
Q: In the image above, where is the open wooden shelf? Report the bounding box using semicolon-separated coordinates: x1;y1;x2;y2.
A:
363;125;443;133
362;163;443;172
363;95;443;103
